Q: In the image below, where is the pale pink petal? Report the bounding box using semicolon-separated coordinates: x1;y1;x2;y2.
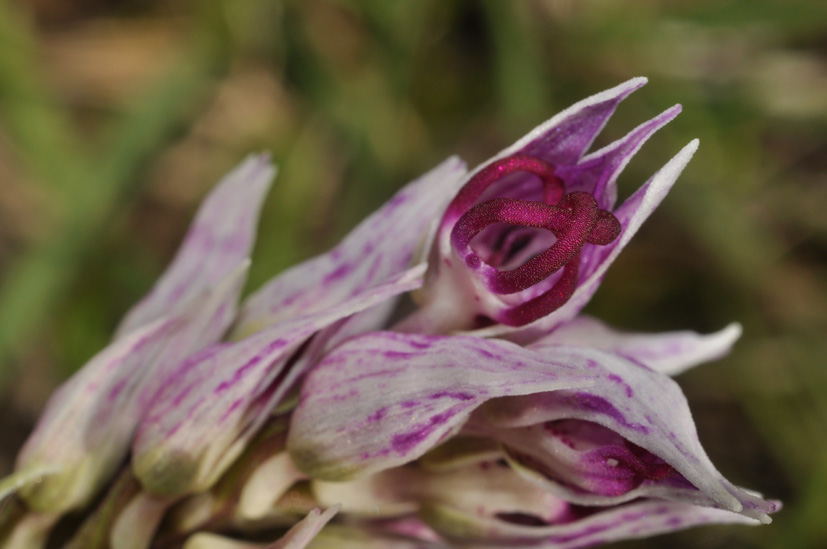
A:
471;345;777;522
117;154;274;337
133;266;425;497
234;157;467;338
480;77;649;181
287;332;597;481
19;155;273;512
229;158;466;420
528;500;761;549
15;266;248;512
494;104;682;211
559;105;682;209
531;316;742;376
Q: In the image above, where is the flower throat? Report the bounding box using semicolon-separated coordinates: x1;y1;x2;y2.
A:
447;154;621;327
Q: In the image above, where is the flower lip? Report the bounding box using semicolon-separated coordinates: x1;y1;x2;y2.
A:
448;153;621;326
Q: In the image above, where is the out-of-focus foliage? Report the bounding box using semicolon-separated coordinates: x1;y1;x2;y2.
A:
0;1;824;547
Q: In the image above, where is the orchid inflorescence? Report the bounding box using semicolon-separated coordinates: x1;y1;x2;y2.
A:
0;78;778;549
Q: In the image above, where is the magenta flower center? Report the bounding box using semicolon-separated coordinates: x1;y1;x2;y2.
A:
447;154;621;326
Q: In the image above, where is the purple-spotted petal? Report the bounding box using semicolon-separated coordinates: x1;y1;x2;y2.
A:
14;266;248;513
480;77;648;182
471;345;776;522
133;266;425;497
526;500;762;549
287;332;598;481
15;155;275;512
531;316;742;376
234;156;467;338
558;105;682;210
117;154;274;338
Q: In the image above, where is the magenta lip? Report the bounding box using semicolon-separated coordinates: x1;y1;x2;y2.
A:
448;154;621;326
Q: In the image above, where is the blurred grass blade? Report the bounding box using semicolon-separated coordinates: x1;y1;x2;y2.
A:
483;0;549;126
0;2;88;198
0;0;232;386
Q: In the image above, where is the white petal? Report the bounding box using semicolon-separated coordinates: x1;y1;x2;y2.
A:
287;332;596;480
532;316;742;375
117;154;274;337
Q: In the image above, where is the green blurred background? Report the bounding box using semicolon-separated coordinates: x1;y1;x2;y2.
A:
0;1;825;547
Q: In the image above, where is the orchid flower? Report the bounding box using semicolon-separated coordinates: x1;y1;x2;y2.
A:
400;78;687;338
286;78;779;542
1;78;778;549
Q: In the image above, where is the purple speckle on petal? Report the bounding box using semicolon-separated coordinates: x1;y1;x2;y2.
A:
407;338;432;350
429;391;475;401
323;264;352;283
107;379;127;402
387;191;409;208
571;392;650;434
215;338;286;394
220;398;244;422
384;351;417;360
391;411;456;455
368;407;388;423
607;374;634;398
476;347;500;360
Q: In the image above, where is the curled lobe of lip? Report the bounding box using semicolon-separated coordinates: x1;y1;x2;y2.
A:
448;155;621;327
